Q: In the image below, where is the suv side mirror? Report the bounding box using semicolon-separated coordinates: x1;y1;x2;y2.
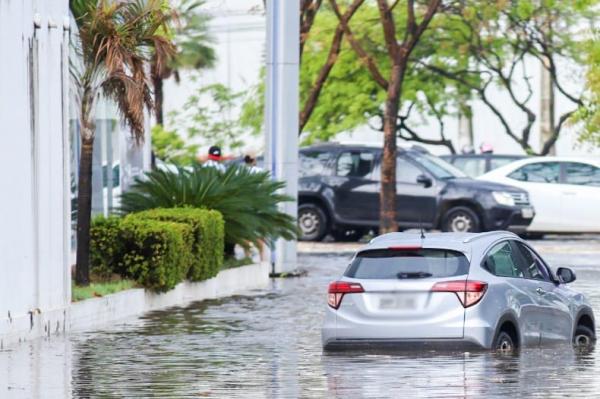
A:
416;174;433;188
557;267;576;284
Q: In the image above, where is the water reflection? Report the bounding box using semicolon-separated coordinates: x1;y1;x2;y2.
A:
1;250;600;398
322;348;597;398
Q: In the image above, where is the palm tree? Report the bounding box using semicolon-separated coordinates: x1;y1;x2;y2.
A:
152;0;216;125
70;0;175;285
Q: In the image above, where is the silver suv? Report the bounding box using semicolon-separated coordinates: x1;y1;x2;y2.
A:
322;231;595;352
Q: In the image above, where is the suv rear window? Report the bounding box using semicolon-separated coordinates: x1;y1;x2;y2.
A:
345;249;469;279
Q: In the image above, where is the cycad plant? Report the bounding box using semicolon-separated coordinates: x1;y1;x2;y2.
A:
70;0;175;285
119;165;297;253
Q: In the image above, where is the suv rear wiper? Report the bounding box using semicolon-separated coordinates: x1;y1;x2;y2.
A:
396;272;432;279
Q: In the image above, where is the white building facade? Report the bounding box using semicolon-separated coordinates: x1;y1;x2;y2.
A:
0;0;71;347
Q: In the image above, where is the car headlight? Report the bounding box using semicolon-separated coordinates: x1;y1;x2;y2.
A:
492;191;515;206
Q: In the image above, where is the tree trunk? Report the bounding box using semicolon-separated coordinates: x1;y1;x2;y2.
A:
540;57;556;155
153;72;164;126
75;132;94;286
457;101;474;152
151;68;162;169
380;64;403;234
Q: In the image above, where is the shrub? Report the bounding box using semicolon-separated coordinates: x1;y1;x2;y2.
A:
119;164;297;251
130;208;224;280
90;216;125;279
120;217;194;292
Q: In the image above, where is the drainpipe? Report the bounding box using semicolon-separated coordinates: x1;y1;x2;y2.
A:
62;15;72;308
31;13;41;317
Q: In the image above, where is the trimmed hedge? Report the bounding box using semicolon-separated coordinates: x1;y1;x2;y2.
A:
89;208;225;292
120;217;194;292
129;208;224;281
90;216;125;279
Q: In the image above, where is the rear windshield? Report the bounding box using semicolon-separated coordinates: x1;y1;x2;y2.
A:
345;249;469;279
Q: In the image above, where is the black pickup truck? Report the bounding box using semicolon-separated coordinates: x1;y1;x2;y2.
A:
297;144;534;241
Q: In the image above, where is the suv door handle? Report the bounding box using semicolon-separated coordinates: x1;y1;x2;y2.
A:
536;287;546;295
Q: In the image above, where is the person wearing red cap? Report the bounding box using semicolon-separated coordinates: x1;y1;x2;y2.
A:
203;145;226;172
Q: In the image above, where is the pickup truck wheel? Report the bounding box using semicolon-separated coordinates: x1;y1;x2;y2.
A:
298;204;328;241
442;206;481;233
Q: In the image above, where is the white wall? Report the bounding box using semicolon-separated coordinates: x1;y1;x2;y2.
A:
0;0;70;345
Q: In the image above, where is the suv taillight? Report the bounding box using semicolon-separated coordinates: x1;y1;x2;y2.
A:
431;280;487;308
328;281;364;309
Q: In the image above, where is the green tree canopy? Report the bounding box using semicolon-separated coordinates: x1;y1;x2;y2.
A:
575;32;600;145
168;82;258;152
243;0;599;154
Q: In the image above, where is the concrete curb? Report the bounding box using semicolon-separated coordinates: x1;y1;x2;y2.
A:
70;261;270;333
1;262;270;349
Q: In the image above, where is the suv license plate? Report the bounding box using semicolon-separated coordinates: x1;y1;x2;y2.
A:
379;296;416;310
521;208;534;219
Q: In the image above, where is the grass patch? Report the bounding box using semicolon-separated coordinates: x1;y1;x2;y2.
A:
72;279;137;302
72;256;253;302
222;257;254;270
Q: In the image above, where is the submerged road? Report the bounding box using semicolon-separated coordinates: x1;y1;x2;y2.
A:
2;237;600;398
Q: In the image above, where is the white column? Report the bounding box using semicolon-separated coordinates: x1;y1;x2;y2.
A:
265;0;299;274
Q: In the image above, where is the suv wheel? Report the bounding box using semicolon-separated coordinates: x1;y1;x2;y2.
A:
442;206;481;233
298;203;328;241
573;325;595;352
494;331;516;354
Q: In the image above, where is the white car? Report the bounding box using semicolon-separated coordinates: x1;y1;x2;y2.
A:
478;157;600;233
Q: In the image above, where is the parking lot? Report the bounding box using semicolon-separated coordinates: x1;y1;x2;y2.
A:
2;236;600;398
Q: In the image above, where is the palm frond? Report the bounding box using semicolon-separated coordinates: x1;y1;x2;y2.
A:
72;0;176;140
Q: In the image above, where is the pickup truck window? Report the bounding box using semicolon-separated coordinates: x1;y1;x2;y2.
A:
396;157;423;183
411;153;466;180
299;151;330;177
336;151;374;178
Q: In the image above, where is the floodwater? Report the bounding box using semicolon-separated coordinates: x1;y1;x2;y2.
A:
2;243;600;398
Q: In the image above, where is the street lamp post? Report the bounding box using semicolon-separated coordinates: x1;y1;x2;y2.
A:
265;0;299;275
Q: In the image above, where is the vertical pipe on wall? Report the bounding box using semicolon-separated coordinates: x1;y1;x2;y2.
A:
30;18;41;312
62;16;71;307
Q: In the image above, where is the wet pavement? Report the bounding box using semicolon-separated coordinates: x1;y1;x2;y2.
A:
2;238;600;398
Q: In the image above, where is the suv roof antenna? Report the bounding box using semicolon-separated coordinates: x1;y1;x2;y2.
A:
419;212;426;240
